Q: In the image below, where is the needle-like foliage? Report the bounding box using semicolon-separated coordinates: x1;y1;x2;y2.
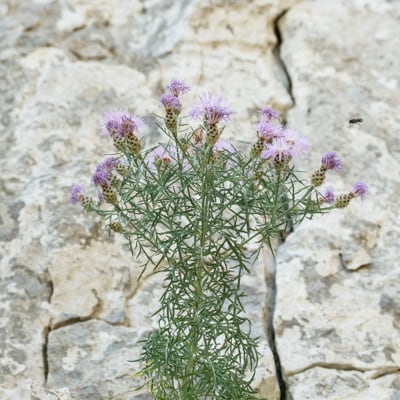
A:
70;82;367;399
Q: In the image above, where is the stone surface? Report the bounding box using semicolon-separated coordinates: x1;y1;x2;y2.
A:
288;367;400;400
1;0;399;399
47;320;149;400
274;0;400;398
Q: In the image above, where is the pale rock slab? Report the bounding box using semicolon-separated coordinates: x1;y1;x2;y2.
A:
288;367;400;400
274;0;400;397
0;241;52;387
1;0;399;398
48;241;139;327
47;319;150;399
0;380;72;400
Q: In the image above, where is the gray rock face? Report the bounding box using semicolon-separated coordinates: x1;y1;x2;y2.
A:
1;0;399;399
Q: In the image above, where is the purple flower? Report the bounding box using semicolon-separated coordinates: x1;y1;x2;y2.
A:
120;114;145;136
352;182;368;200
101;110;126;136
282;128;311;157
322;188;335;204
260;106;280;121
261;137;294;162
190;92;232;125
160;93;182;111
101;110;144;137
92;169;110;187
92;157;119;186
256;119;283;140
70;184;85;204
166;79;190;96
102;157;120;171
321;152;342;171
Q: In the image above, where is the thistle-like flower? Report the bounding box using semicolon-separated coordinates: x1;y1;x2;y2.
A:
321;152;343;172
92;159;119;205
256;120;283;140
70;184;85;204
283;128;311;157
259;106;280;121
320;188;335;204
101;111;144;137
261;137;294;169
161;94;182;112
190;92;232;125
190;92;232;146
166;79;190;97
311;151;342;187
69;184;92;210
101;111;144;155
352;182;368;200
161;94;182;134
334;182;368;208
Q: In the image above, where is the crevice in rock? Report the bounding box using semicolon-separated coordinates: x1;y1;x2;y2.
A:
287;362;400;377
265;253;288;400
52;316;93;330
273;9;295;108
47;277;54;304
370;367;400;379
42;325;51;384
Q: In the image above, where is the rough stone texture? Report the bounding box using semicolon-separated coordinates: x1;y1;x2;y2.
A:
47;320;148;400
274;0;400;398
1;0;399;399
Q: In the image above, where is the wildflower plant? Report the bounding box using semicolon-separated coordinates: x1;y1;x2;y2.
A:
70;80;367;399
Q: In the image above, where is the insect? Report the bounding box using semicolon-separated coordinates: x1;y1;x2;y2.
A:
348;117;363;125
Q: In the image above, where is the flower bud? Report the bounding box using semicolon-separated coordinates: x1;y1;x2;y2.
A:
125;134;142;156
109;221;123;233
311;167;327;187
101;184;118;205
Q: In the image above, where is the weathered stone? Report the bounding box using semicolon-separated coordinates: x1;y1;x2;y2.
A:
47;319;150;399
48;241;138;327
288;367;400;400
0;252;51;387
1;0;399;398
274;0;400;397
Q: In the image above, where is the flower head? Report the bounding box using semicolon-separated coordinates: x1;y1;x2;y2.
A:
256;119;283;140
322;188;335;204
101;110;126;137
92;157;119;187
282;127;311;157
190;92;232;125
160;93;182;111
120;113;145;136
260;106;280;121
70;184;85;204
101;110;144;137
321;152;342;171
101;157;120;172
261;137;294;162
352;182;368;200
166;79;190;97
92;168;110;187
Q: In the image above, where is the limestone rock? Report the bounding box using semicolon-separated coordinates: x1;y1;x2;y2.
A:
1;0;399;398
47;319;150;399
288;367;400;400
274;0;400;397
